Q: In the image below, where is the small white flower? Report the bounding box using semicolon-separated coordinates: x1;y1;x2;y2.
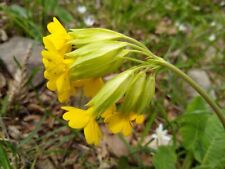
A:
220;1;225;6
208;34;216;41
149;123;172;149
77;5;87;14
83;16;95;26
176;22;187;32
210;21;216;27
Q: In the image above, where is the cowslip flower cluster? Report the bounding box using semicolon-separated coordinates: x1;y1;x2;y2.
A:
42;17;157;145
42;17;103;102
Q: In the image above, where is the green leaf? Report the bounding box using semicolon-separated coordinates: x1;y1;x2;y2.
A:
0;144;12;169
196;114;225;169
179;97;225;169
179;96;210;161
152;146;177;169
179;112;209;152
186;96;210;114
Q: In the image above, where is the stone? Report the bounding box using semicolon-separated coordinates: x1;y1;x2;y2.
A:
0;36;44;86
186;69;214;98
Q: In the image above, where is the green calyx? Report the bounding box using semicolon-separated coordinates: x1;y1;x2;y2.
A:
121;71;146;114
87;69;135;113
69;28;123;46
135;74;155;114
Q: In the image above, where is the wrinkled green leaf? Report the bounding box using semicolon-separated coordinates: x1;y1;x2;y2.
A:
179;97;210;152
195;113;225;169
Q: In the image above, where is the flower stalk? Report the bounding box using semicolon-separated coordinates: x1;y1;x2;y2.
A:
126;41;225;129
153;58;225;129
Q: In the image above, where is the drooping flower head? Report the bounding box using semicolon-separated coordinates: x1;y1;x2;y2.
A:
42;17;104;102
42;17;158;145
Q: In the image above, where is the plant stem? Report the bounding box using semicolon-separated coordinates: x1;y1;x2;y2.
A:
154;58;225;129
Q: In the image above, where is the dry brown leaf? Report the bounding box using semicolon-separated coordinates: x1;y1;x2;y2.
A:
155;18;177;35
100;126;130;157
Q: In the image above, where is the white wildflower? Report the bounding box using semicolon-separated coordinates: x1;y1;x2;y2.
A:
220;1;225;6
77;5;87;14
83;16;95;26
208;34;216;42
210;21;216;27
149;123;172;149
175;22;187;32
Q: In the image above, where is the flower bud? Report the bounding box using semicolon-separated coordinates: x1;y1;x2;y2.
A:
70;50;129;79
66;40;127;59
66;41;129;79
88;69;135;113
69;28;123;46
135;74;155;113
121;72;146;113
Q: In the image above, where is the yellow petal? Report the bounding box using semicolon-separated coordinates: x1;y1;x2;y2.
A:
107;112;133;136
135;115;145;124
107;113;125;134
84;119;102;145
56;73;70;93
58;91;69;102
64;58;75;66
45;34;68;51
61;106;85;112
72;79;89;88
42;48;64;62
43;37;57;52
46;79;57;91
42;58;49;68
101;105;116;122
83;78;104;97
47;17;67;34
121;121;132;136
62;106;90;129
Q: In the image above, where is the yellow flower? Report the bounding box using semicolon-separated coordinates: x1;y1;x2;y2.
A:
42;17;104;102
42;39;76;102
103;111;145;136
62;106;102;145
43;17;71;54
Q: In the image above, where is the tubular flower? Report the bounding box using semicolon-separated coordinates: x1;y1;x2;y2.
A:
103;111;145;136
42;40;76;102
42;17;104;102
43;17;71;54
42;17;73;102
62;106;102;145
